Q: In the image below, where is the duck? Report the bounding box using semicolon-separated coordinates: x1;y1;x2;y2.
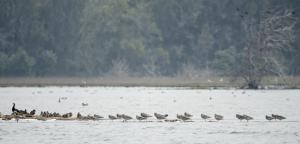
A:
122;114;132;121
214;114;223;121
177;114;191;121
184;112;193;118
271;114;286;120
136;115;147;120
201;114;211;121
154;113;168;120
141;113;152;118
108;115;117;120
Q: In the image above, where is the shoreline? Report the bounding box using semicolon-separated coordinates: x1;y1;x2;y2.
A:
0;77;299;89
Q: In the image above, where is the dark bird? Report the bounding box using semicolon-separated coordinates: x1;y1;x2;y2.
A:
266;115;274;121
184;112;193;118
177;114;191;121
77;112;82;119
236;8;240;11
244;11;248;15
141;113;152;118
236;114;245;121
12;103;20;113
292;11;295;15
154;113;168;120
136;115;147;120
201;114;211;121
271;114;286;120
214;114;223;121
29;109;36;115
122;114;132;121
108;115;117;120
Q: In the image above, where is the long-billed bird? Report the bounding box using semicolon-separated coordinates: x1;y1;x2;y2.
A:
214;114;223;121
201;114;211;121
154;113;168;120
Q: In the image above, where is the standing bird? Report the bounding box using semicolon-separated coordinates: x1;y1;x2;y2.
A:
184;112;193;118
154;113;168;120
243;115;253;122
12;103;20;113
214;114;223;121
271;114;286;120
141;113;152;118
136;115;147;120
122;114;132;121
201;114;211;121
177;114;191;121
108;115;117;120
266;115;274;121
29;109;36;115
116;114;123;119
236;114;245;121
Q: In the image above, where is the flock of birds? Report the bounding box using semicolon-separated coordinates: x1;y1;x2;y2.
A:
0;103;286;122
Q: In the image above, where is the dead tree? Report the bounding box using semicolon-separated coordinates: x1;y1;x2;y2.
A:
238;7;298;89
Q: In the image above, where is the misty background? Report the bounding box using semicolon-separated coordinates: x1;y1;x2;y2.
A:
0;0;299;79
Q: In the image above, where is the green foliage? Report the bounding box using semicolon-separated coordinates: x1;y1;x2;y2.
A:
0;0;299;77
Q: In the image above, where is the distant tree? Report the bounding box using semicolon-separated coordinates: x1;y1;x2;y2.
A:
238;6;298;89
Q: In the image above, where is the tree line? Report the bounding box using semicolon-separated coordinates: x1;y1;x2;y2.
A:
0;0;299;84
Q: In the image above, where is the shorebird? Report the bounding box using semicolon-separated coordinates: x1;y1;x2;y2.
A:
177;114;191;121
184;112;193;118
271;114;286;120
116;114;123;119
94;114;104;119
266;115;274;121
154;113;168;120
236;114;244;121
243;114;253;122
108;115;117;120
77;112;82;119
122;114;132;121
141;113;152;118
29;109;36;115
201;114;211;121
214;114;223;121
136;115;147;120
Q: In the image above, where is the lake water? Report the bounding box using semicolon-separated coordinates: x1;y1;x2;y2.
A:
0;87;300;144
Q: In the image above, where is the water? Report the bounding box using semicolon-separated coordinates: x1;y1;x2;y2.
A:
0;87;300;144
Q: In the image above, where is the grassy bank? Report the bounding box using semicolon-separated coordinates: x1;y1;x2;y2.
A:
0;76;300;89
